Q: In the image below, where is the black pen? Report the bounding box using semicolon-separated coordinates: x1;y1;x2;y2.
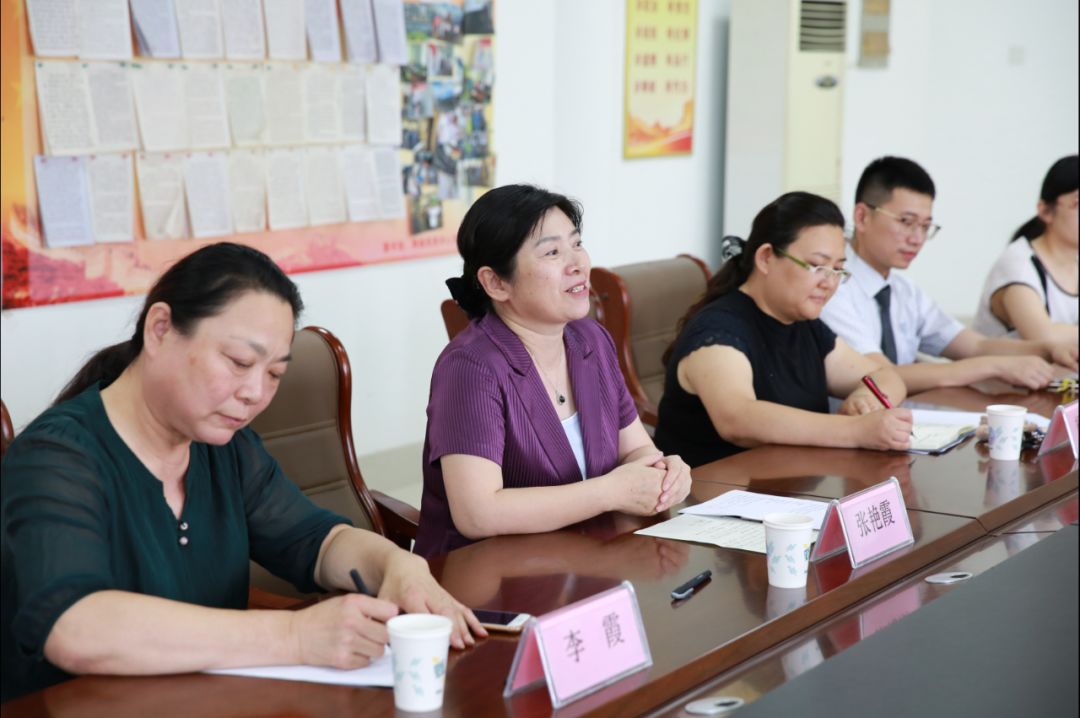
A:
350;568;372;596
670;570;712;601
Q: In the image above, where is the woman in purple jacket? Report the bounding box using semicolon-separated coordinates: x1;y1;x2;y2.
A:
415;185;692;557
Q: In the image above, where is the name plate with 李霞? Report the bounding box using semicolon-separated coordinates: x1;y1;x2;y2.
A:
503;581;651;709
1038;400;1078;460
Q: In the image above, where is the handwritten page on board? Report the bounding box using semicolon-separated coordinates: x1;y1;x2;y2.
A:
35;61;96;155
266;149;309;229
183;65;232;149
79;0;133;60
304;0;343;63
86;62;139;151
264;0;307;60
305;148;347;225
222;0;266;59
136;153;189;240
184;152;233;238
303;67;343;142
130;0;182;58
34;156;95;248
26;0;78;57
372;147;405;219
224;65;267;146
339;66;367;141
176;0;225;59
264;64;306;145
372;0;408;65
87;153;134;243
365;64;402;146
341;145;380;222
132;64;189;151
339;0;378;64
229;150;267;233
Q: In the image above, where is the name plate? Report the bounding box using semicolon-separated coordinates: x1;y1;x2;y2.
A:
503;581;651;709
810;477;914;569
1038;400;1078;460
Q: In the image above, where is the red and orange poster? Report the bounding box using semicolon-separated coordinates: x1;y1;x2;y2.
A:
623;0;697;159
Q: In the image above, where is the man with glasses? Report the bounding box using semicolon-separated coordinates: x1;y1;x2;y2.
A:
820;156;1078;393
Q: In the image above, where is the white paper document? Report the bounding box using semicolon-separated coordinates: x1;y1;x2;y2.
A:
131;63;189;151
365;64;402;146
228;150;267;233
35;61;96;155
372;0;408;65
341;145;380;221
304;0;342;62
176;0;225;59
136;153;189;240
26;0;78;57
130;0;181;58
208;653;393;687
86;62;139;151
339;66;367;141
224;65;267;146
264;0;307;60
304;66;342;142
908;407;1051;431
183;152;233;238
183;64;231;149
34;155;95;247
87;153;134;243
339;0;377;64
266;149;308;229
680;490;830;527
636;514;815;555
78;0;132;60
222;0;266;59
264;64;306;145
304;147;346;225
372;147;405;218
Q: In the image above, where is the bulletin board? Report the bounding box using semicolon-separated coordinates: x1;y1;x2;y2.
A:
0;0;495;309
623;0;696;159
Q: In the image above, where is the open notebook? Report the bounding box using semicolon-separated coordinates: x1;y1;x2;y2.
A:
909;423;977;455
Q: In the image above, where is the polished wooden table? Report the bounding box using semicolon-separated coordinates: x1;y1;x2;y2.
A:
3;389;1076;718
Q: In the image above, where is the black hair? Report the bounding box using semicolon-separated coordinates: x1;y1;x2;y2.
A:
55;242;303;405
854;156;936;207
1011;155;1079;242
665;191;845;364
445;184;583;319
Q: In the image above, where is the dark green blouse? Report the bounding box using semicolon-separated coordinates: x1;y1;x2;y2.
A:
1;385;348;701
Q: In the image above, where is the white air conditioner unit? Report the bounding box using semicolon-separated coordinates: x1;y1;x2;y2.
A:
723;0;847;236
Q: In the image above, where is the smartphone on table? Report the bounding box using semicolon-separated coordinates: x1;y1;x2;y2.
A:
473;608;531;633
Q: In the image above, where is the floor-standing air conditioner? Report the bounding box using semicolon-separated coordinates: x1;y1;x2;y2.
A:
723;0;847;236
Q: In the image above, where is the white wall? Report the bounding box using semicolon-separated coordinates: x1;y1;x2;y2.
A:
3;0;1077;479
842;0;1079;316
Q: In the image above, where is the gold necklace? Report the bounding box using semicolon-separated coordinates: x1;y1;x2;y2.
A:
522;342;568;406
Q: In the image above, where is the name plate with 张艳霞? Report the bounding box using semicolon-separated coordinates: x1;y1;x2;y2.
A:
810;477;914;569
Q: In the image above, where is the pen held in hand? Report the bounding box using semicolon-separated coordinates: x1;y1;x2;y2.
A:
350;568;372;596
861;374;893;409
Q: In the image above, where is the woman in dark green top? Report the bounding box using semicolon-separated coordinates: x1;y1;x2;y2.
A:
1;243;483;702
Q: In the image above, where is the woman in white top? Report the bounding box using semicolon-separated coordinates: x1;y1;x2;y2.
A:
974;155;1078;343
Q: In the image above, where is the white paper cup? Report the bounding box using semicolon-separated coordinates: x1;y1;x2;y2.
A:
387;614;453;713
986;404;1026;460
763;513;816;589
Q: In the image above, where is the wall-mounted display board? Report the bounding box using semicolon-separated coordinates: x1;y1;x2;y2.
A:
0;0;495;309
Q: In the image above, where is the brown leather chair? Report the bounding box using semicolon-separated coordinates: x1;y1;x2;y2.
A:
591;255;710;427
440;299;471;340
247;326;419;601
1;399;13;460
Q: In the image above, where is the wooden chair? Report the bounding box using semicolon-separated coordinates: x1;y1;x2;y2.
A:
440;298;472;340
591;255;711;427
1;399;13;460
247;326;419;603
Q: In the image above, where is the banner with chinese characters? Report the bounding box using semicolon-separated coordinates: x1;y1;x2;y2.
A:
623;0;697;159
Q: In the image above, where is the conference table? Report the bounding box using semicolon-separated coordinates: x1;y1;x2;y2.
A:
2;385;1076;718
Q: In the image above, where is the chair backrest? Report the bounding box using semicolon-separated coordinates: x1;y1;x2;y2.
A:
1;399;13;460
440;299;472;340
248;326;381;597
591;254;710;426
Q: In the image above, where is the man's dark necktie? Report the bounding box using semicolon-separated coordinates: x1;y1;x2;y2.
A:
875;286;898;364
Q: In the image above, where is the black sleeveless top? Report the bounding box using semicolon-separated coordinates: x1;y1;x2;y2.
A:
654;290;837;467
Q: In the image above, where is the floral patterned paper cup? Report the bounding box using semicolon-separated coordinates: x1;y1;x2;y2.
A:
763;513;816;589
387;614;453;712
986;404;1026;461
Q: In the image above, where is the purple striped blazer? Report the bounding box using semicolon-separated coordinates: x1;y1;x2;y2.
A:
414;312;637;557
